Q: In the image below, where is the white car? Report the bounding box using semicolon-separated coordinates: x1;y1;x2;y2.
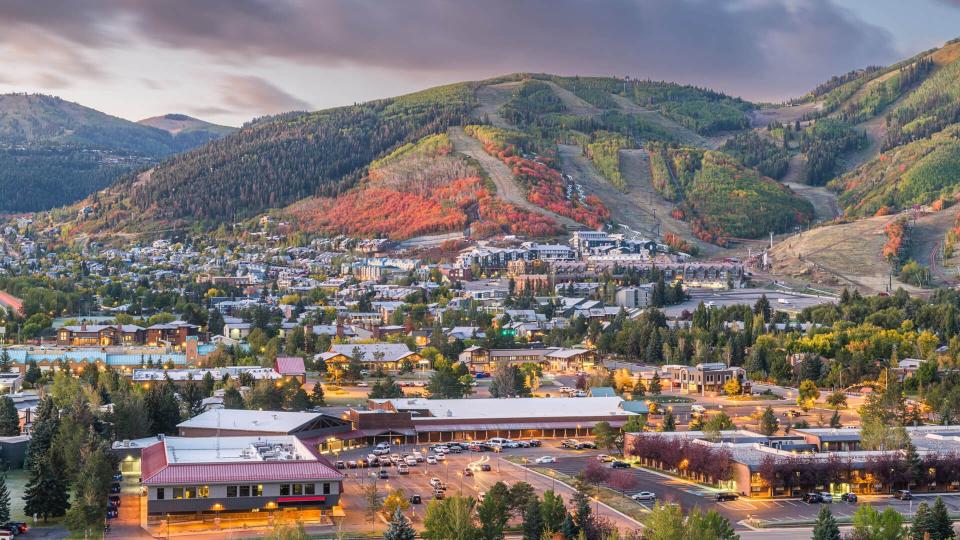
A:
404;456;418;466
357;382;369;387
435;453;446;461
426;455;438;464
558;386;574;394
429;477;443;489
534;456;557;464
631;491;656;502
596;454;613;462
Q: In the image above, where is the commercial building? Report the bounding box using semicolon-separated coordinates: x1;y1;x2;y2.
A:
141;436;343;519
177;409;352;440
318;343;420;372
458;346;596;373
355;396;641;444
626;425;960;499
660;363;747;395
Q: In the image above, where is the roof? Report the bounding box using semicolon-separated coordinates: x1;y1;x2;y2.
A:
371;397;634;420
329;343;417;363
141;436;343;485
177;409;322;433
589;387;617;397
275;356;306;375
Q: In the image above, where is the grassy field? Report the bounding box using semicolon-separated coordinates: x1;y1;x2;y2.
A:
6;468;37;522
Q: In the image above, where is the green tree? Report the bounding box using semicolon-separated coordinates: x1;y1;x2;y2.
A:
0;396;19;436
310;382;326;407
422;496;478;540
851;505;905;540
929;497;955;540
649;373;662;395
723;377;742;396
758;406;779;436
0;475;10;524
911;502;932;540
686;507;738;540
623;414;647;433
813;506;841;540
592;421;616;450
661;410;676;432
23;455;70;522
826;390;847;410
477;482;510;540
288;388;312;411
508;482;536;518
222;386;245;409
521;496;544;540
65;442;112;538
642;502;685;540
829;410;842;428
384;508;417;540
540;490;567;533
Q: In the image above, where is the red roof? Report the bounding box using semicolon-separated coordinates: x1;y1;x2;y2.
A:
275;356;306;375
144;461;344;485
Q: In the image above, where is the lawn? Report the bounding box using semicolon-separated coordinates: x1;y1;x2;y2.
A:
525;465;649;523
6;468;38;522
726;393;784;402
643;395;694;404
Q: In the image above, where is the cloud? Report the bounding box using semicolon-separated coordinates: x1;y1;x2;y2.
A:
0;0;907;101
219;75;310;114
33;72;70;89
188;105;235;118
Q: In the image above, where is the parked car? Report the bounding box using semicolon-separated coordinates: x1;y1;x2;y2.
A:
0;530;13;540
378;470;389;479
108;495;121;508
409;494;422;504
534;456;557;464
404;456;418;466
413;452;424;462
480;464;492;472
895;490;913;501
463;468;473;477
426;455;438;464
528;439;542;447
690;404;706;414
435;453;446;461
110;483;121;493
631;491;656;502
347;460;358;469
580;441;597;449
429;478;443;489
561;439;583;449
398;465;409;475
802;493;822;504
819;492;833;503
434;489;445;500
840;493;858;503
3;524;26;535
715;492;739;502
610;461;631;469
112;473;123;482
448;446;463;454
597;454;613;462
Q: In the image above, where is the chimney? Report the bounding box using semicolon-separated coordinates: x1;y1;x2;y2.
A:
336;320;344;339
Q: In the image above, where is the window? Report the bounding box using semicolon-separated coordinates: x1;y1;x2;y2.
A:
174;488;184;499
280;484;290;496
184;487;197;499
227;486;237;498
239;485;250;497
173;486;207;499
293;484;303;496
254;485;263;496
322;483;330;495
199;486;209;498
304;484;315;495
156;488;165;500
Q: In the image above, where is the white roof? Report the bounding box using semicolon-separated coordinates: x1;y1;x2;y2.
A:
161;435;316;464
177;409;322;433
371;397;633;420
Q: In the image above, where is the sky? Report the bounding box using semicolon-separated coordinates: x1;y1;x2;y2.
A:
1;0;959;127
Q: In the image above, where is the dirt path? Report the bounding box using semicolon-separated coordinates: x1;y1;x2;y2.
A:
607;94;710;147
909;205;960;287
473;82;520;129
783;181;841;223
448;127;581;230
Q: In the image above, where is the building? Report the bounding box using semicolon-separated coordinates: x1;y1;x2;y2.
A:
275;357;307;384
459;346;596;373
319;343;420;372
358;396;640;444
615;285;654;309
141;436;344;519
660;363;746;395
146;321;200;348
625;425;960;499
177;409;352;440
57;324;146;346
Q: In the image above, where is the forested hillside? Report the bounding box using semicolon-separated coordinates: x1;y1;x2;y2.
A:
127;84;477;224
0;95;231;212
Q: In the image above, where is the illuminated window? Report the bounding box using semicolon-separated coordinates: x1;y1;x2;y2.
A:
199;486;209;498
254;485;263;496
173;488;184;499
293;484;303;496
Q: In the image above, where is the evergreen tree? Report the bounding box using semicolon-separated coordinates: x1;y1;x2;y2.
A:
477;482;510;540
570;480;593;538
648;373;662;395
384;508;417;540
540;490;567;533
560;513;578;540
521;496;544;540
310;382;326;407
202;371;216;396
758;406;779;436
661;410;676;432
23;457;70;522
812;505;841;540
912;502;932;540
222;386;245;409
930;497;955;540
65;443;112;538
288;389;312;411
0;397;19;436
0;475;10;524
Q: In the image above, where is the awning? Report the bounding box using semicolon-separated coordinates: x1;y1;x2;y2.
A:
411;420;627;433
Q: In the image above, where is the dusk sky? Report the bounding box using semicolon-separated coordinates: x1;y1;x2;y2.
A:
2;0;959;126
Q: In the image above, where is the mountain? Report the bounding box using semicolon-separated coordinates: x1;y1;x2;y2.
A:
0;95;232;213
138;114;235;146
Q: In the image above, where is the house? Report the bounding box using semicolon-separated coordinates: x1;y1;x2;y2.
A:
141;436;344;519
459;346;596;373
319;343;420;372
660;363;747;395
146;321;199;348
461;278;510;300
223;320;252;341
57;323;145;346
275;357;307;384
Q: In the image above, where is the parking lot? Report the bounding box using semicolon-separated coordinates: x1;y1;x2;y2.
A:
539;455;960;529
